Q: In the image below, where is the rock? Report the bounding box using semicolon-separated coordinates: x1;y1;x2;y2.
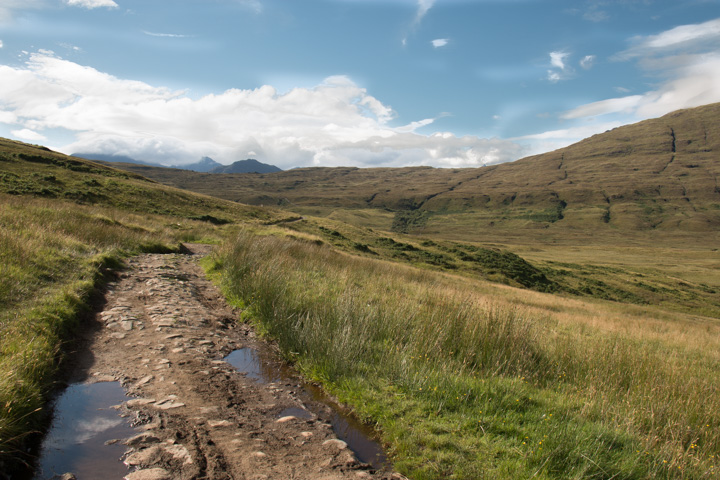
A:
251;451;268;458
134;375;154;388
207;419;233;428
123;468;172;480
124;446;162;466
300;431;313;438
156;402;185;410
163;444;192;465
126;398;156;407
125;432;160;446
121;320;134;331
276;416;297;423
50;474;76;480
322;439;348;450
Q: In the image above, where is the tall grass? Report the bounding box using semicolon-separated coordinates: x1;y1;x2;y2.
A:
0;194;220;471
210;230;720;479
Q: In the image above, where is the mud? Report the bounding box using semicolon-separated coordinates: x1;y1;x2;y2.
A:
50;244;401;480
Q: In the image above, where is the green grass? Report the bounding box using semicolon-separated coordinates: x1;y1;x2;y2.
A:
0;194;235;469
0;138;293;472
208;230;720;479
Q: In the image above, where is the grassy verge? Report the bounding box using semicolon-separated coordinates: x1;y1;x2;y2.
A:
0;193;235;471
209;230;720;479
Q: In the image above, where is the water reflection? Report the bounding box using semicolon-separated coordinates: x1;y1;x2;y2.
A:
224;348;388;468
33;382;136;480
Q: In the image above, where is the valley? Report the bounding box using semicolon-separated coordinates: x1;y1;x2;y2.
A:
1;103;719;479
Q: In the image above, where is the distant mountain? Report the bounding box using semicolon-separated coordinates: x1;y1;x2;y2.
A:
172;156;222;172
74;152;280;174
209;159;282;174
72;152;165;168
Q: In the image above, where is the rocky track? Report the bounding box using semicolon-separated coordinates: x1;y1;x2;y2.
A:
82;244;398;480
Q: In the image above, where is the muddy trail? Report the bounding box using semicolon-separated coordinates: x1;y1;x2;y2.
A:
35;245;400;480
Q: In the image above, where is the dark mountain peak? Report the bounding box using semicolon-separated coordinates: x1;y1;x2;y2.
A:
173;156;223;172
210;159;282;174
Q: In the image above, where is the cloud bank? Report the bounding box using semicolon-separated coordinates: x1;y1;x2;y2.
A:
0;51;524;169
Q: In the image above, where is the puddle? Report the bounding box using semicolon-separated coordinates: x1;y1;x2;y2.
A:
224;347;282;383
224;348;388;469
33;381;137;480
278;406;314;420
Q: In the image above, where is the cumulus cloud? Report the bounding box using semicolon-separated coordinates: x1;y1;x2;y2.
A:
66;0;118;9
432;38;449;48
0;51;524;168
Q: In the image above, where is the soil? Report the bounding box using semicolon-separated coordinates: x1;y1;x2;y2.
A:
74;244;401;480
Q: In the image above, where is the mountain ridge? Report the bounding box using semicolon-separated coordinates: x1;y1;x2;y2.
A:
91;102;720;236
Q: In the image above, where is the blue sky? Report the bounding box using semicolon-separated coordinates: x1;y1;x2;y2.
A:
0;0;719;169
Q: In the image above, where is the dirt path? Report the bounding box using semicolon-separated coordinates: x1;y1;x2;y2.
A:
82;245;399;480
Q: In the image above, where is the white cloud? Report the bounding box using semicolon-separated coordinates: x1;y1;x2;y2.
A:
432;38;449;48
562;95;645;120
0;111;16;123
547;51;573;82
403;0;436;45
0;51;525;168
579;54;595;69
636;17;720;51
143;31;192;38
550;51;569;70
66;0;118;9
562;17;720;122
0;0;46;22
513;120;625;156
11;128;47;142
0;40;3;48
415;0;435;24
528;18;720;154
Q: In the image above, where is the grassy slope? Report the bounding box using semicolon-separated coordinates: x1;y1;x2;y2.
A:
208;230;720;479
97;104;720;318
0;139;288;472
102;103;720;238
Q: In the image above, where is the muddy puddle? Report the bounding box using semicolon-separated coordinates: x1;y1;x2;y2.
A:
33;381;136;480
224;347;388;469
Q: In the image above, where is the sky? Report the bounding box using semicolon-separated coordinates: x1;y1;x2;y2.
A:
0;0;719;169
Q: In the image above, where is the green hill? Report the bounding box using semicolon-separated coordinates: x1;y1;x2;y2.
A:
102;103;720;242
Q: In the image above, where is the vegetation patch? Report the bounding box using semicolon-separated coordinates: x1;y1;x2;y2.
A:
209;231;720;479
392;209;429;234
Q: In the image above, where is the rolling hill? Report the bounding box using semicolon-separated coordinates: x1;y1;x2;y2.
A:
99;103;720;239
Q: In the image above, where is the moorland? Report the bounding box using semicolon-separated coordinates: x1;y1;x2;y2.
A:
1;102;719;479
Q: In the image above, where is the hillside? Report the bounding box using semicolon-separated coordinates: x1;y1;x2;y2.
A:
2;131;720;480
102;103;720;239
